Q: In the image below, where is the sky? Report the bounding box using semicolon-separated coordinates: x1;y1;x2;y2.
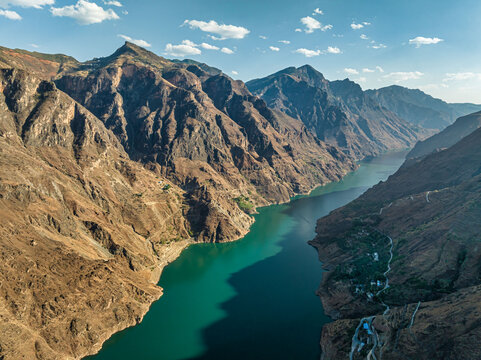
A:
1;0;481;103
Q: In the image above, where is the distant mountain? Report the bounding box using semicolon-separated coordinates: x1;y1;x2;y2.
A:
312;116;481;359
171;58;222;76
449;102;481;119
366;85;481;130
407;111;481;160
247;65;429;160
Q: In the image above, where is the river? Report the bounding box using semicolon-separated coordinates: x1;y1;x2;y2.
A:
87;151;407;360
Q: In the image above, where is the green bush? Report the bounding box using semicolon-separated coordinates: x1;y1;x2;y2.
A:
233;195;254;213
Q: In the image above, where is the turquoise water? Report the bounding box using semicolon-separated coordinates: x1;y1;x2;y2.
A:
88;151;406;360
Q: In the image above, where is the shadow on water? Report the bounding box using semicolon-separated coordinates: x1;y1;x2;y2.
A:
186;186;370;360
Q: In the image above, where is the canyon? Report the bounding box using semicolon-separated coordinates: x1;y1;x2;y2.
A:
1;41;480;360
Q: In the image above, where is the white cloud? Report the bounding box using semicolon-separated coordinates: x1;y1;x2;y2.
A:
362;68;375;73
103;0;122;6
371;43;387;49
0;8;21;19
259;35;267;40
300;16;320;33
360;34;368;40
201;42;219;50
357;77;367;83
232;70;238;75
384;71;424;83
312;8;323;15
279;40;290;44
344;68;359;75
269;46;280;52
183;19;249;40
51;0;119;25
376;66;384;73
165;40;202;57
118;34;151;48
295;48;321;57
0;0;53;8
443;72;481;82
295;28;302;32
351;23;364;30
363;22;371;26
409;36;444;47
327;46;341;54
121;9;127;15
300;16;332;33
295;46;340;57
30;43;39;48
221;47;234;54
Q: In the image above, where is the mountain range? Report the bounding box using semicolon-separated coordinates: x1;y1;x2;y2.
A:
247;66;429;159
366;85;481;130
0;41;480;359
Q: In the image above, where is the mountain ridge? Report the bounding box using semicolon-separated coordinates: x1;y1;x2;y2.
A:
246;65;430;160
366;84;481;130
310;120;481;359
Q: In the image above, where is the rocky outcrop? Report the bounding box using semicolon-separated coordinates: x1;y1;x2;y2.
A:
246;65;429;160
311;123;481;359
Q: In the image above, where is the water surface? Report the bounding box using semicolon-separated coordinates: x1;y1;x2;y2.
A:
89;151;406;360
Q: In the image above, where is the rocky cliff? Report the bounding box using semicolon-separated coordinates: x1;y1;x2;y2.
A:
311;123;481;359
246;65;429;160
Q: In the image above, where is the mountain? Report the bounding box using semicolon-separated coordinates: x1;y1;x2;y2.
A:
0;67;193;359
0;44;356;358
0;45;78;80
54;43;356;242
366;85;481;130
407;111;481;160
310;121;481;359
246;65;429;160
170;58;222;76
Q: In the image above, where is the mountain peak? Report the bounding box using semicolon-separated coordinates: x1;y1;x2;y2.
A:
90;41;171;70
111;41;152;58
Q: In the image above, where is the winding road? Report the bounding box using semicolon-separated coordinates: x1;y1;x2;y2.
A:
350;230;395;359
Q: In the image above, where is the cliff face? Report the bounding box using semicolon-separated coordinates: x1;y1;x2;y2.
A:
55;43;356;242
246;65;429;160
311;124;481;359
0;44;357;359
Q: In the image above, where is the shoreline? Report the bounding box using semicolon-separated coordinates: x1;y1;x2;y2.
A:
80;172;354;359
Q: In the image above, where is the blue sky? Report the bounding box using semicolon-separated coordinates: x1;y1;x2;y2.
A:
1;0;481;102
